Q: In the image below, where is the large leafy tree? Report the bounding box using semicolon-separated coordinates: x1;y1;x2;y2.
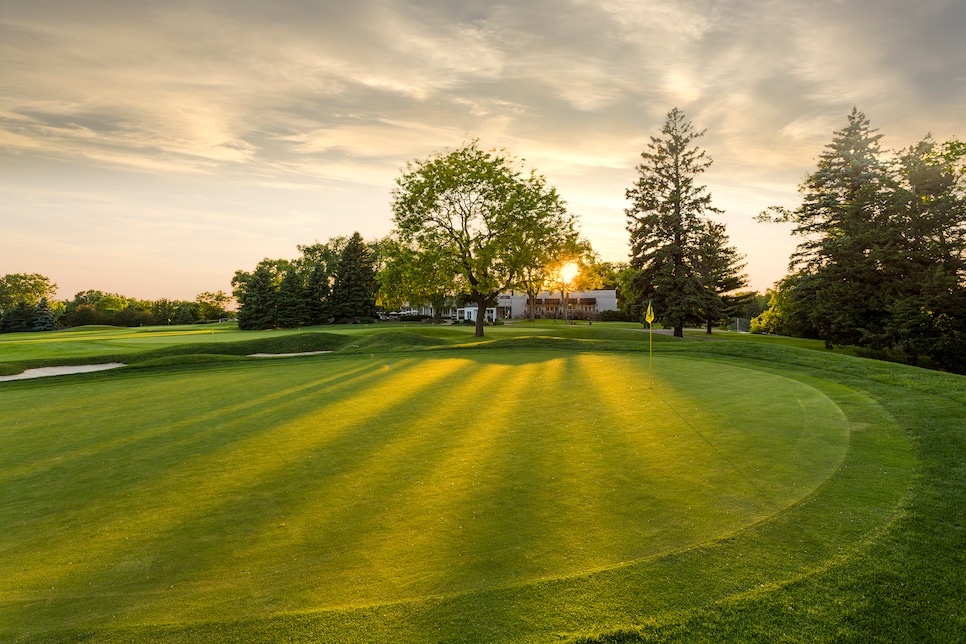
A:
0;273;57;312
378;235;457;320
625;108;729;337
391;141;575;337
195;291;231;322
876;136;966;367
329;232;378;322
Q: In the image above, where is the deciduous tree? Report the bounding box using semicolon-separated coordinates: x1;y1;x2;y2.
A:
391;141;575;337
0;273;57;312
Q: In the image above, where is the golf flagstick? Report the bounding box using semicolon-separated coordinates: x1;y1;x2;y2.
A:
645;300;655;388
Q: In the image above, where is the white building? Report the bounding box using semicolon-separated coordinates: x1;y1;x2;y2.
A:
454;289;618;321
454;305;498;323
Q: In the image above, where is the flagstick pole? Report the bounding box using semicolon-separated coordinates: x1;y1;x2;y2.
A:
645;300;655;389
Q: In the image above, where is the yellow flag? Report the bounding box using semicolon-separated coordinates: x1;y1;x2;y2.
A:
645;300;655;324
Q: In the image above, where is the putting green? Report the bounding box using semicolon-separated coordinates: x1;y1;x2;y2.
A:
0;351;852;634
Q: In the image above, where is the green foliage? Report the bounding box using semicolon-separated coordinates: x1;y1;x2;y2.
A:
233;260;287;330
626;108;740;337
275;266;308;328
304;263;331;325
761;111;966;369
390;140;576;337
692;220;748;332
0;272;57;312
0;300;33;333
750;274;817;338
0;275;60;333
329;232;378;322
195;291;231;322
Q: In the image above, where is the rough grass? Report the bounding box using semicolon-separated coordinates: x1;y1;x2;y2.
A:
0;325;961;642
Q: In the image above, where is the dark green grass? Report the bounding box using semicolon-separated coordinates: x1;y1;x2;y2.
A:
0;326;961;641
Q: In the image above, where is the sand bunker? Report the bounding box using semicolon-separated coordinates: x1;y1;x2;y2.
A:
0;363;126;382
1;352;331;382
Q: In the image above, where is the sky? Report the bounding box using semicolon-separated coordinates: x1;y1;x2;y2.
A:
1;0;964;302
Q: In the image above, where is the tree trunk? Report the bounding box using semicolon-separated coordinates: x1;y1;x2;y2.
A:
474;295;487;337
706;319;713;334
674;325;684;337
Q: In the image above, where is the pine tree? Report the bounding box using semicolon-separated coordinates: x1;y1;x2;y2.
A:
31;298;58;331
329;232;377;322
877;137;966;367
1;301;33;333
692;220;747;334
235;263;279;330
772;109;894;348
304;264;331;325
276;266;308;328
625;108;726;337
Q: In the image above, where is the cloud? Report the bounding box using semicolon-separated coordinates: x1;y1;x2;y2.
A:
1;0;964;296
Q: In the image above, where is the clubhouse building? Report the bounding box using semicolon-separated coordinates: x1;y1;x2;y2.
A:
452;289;618;322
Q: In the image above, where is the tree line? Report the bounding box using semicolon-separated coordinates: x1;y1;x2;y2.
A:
0;272;232;333
231;142;631;336
752;109;966;372
231;232;379;330
21;108;958;371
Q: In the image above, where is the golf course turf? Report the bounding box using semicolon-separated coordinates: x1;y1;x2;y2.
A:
0;323;962;642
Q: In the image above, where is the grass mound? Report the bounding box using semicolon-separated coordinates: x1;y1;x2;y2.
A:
338;330;449;352
0;363;23;376
128;354;250;369
125;332;351;363
455;335;609;352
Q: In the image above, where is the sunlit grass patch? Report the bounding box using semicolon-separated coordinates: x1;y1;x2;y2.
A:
0;349;868;641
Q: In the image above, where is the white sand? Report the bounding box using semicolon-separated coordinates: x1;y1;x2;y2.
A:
0;351;332;382
0;363;126;382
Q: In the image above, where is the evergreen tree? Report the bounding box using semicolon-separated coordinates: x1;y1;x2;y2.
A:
692;220;748;333
304;263;331;325
31;298;59;331
787;109;893;348
625;108;727;337
759;111;966;369
876;137;966;368
1;301;33;333
234;263;280;330
276;266;308;328
329;232;377;322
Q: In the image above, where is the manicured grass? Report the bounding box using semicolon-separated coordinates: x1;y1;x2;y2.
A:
0;324;961;642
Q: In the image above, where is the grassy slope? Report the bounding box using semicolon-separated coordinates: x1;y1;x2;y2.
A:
0;324;962;642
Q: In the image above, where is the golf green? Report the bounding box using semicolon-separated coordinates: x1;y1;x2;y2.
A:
1;351;853;635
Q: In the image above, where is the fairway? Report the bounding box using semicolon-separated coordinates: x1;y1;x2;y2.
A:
0;348;859;638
